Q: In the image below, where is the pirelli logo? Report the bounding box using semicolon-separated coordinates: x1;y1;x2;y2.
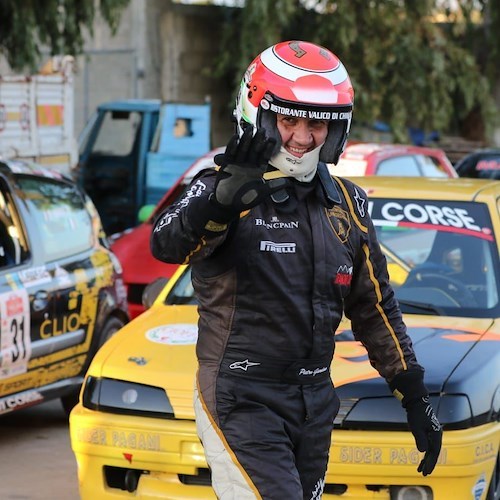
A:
259;241;296;253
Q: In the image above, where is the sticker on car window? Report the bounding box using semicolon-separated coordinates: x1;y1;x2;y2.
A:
0;290;31;379
18;266;52;287
146;324;198;345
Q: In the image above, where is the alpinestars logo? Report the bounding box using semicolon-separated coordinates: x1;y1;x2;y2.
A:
260;241;296;253
334;265;353;285
353;188;366;217
229;359;261;371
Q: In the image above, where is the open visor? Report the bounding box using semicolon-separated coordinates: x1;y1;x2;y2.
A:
257;92;353;164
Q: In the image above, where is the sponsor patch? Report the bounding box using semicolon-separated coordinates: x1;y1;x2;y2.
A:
18;266;51;287
259;241;296;253
334;265;353;286
255;216;299;229
146;324;198;345
369;199;493;240
353;188;366;217
229;359;261;371
326;205;351;243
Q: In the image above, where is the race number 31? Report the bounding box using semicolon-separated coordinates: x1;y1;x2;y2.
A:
0;290;31;378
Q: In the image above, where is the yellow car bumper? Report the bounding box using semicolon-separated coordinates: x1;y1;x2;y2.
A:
70;403;499;500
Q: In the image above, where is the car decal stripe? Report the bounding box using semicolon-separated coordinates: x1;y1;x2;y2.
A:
194;374;261;499
371;219;495;241
333;177;368;233
362;243;407;370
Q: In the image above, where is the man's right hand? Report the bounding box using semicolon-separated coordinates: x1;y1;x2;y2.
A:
213;126;287;212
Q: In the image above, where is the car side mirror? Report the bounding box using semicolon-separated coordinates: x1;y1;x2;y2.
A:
142;277;169;309
138;204;156;223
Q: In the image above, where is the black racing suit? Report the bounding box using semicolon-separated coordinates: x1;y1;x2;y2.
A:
151;165;422;500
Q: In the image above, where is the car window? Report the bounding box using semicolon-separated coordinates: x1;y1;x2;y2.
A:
16;176;93;262
0;180;29;268
370;198;499;314
417;155;449;178
165;267;197;305
376;156;420;176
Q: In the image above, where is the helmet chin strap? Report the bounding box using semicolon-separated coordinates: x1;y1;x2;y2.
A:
269;143;323;183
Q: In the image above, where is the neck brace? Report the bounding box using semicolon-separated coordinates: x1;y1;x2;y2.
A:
269;143;323;182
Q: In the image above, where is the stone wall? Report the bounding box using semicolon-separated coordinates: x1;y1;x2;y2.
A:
73;0;234;147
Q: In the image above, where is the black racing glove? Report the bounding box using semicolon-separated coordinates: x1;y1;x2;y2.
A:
389;370;443;476
212;126;287;213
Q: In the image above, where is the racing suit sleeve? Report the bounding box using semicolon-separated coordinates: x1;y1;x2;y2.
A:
340;181;423;382
150;170;236;265
338;178;442;477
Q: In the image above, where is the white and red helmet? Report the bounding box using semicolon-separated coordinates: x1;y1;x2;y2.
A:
234;40;354;165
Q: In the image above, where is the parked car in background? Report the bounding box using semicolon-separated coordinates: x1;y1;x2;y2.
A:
329;142;457;178
0;159;129;415
454;148;500;180
70;176;499;500
109;146;223;319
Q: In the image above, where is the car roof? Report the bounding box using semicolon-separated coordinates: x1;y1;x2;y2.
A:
341;142;446;160
455;148;500;165
0;158;67;181
350;175;499;201
181;146;224;184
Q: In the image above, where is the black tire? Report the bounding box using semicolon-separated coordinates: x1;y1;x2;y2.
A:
95;316;126;349
60;316;125;416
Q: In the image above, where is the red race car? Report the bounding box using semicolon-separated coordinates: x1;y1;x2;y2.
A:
110;147;223;318
329;142;457;178
113;142;456;318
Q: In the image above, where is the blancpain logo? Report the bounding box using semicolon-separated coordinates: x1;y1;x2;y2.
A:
229;359;261;371
260;241;296;253
255;216;299;229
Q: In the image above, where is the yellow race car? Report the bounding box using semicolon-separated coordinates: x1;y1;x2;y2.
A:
0;159;129;416
70;176;500;500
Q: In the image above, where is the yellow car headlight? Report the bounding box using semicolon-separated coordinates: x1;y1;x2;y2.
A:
82;376;175;418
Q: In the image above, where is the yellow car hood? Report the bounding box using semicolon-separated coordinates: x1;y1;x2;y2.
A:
88;304;199;418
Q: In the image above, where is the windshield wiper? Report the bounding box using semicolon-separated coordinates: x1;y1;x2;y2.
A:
396;298;446;316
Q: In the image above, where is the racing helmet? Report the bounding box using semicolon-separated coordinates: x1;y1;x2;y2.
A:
234;40;354;165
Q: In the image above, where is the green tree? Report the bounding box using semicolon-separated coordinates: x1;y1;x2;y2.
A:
0;0;130;72
215;0;500;142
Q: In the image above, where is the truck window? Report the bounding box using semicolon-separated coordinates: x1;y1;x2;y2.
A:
92;111;142;156
0;182;29;268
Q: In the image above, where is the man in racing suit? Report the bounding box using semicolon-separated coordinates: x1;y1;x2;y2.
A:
151;41;442;500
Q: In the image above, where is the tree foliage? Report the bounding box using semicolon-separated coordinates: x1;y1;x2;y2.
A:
0;0;130;72
215;0;500;142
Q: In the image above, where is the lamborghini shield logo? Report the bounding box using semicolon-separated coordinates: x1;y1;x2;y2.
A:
326;205;351;243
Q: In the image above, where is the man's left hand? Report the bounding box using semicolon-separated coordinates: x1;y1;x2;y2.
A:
405;396;443;476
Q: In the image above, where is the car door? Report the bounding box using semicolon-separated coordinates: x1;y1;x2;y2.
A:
0;176;37;396
12;175;101;389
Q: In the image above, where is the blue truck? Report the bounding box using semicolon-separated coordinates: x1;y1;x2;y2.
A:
76;99;211;234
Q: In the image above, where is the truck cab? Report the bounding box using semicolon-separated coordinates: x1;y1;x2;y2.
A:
76;99;211;235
